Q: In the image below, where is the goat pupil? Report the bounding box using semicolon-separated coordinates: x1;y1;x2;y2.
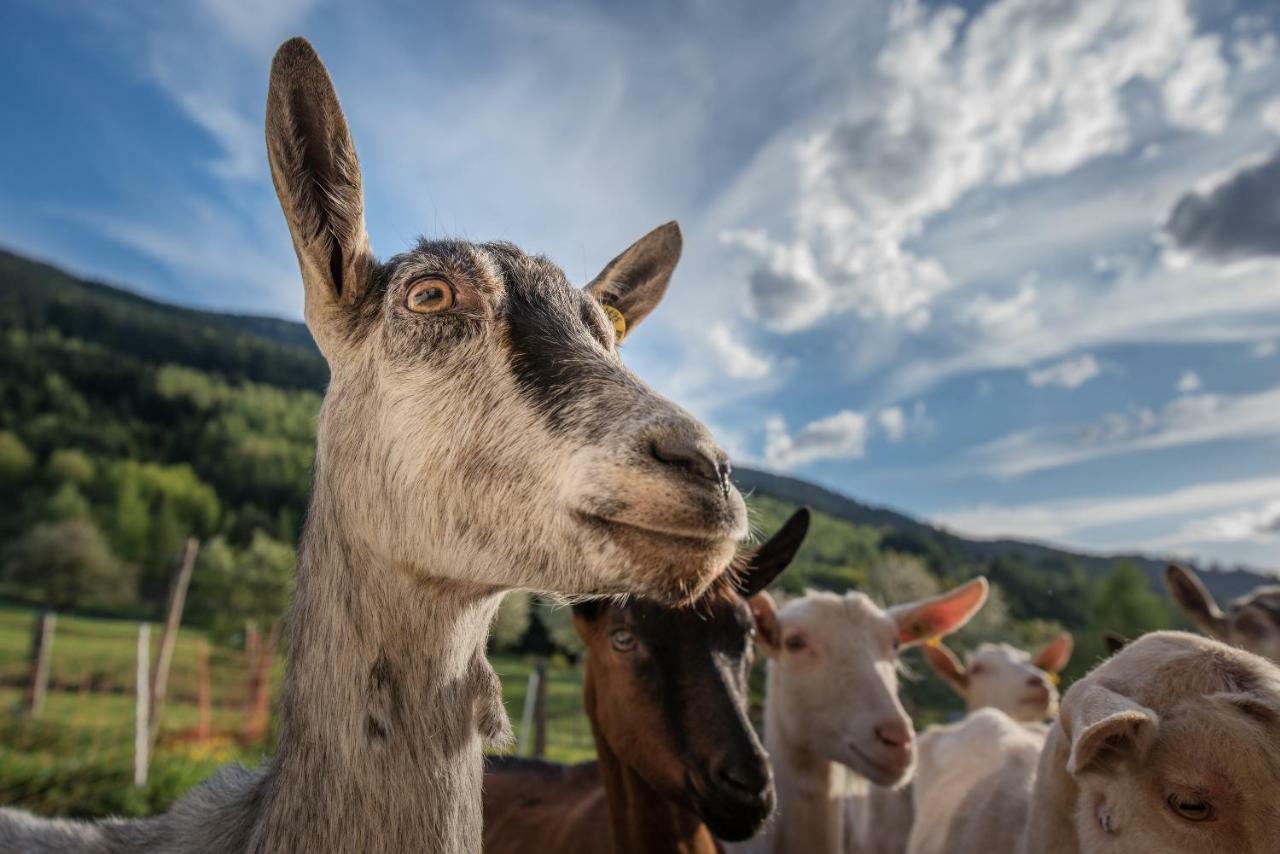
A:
416;287;442;305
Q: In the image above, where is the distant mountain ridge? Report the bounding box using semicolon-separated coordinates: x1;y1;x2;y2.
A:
731;467;1272;603
2;247;1271;602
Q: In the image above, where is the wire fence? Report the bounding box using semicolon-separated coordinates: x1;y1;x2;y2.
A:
0;604;596;818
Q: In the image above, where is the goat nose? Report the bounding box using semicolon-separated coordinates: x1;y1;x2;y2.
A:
711;755;769;798
874;720;912;750
1028;676;1046;687
651;430;732;498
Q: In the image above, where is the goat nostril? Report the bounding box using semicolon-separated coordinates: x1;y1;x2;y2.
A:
715;457;732;499
651;433;730;496
713;760;763;797
874;722;911;749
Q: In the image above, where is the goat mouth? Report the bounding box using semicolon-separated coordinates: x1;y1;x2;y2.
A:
847;743;910;783
685;772;774;842
575;512;729;549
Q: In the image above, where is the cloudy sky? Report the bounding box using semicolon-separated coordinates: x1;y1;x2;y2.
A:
4;0;1280;571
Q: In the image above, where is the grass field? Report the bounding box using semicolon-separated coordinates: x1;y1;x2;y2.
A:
0;604;594;817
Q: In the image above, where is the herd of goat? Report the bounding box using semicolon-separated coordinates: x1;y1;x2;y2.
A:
484;509;1280;853
3;35;1280;853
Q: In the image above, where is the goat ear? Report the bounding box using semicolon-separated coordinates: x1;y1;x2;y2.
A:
1163;564;1229;639
748;591;782;656
1102;631;1129;655
738;508;810;598
921;641;969;694
266;37;375;359
1063;683;1158;775
1033;632;1074;675
584;222;682;336
890;577;989;649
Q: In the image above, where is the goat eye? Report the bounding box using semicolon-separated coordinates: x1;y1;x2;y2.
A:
406;278;455;314
1167;793;1214;822
784;634;806;653
610;629;636;653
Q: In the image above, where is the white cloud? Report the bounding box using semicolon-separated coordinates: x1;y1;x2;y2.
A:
1262;99;1280;134
765;400;927;466
969;384;1280;478
1177;500;1280;543
724;0;1233;333
765;410;870;468
962;283;1040;338
877;406;906;441
1027;354;1101;390
933;474;1280;544
1176;370;1203;393
1252;339;1278;358
706;323;771;380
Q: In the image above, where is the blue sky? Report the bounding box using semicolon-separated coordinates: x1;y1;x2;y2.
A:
4;0;1280;571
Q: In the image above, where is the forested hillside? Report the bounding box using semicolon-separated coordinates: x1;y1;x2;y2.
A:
0;248;1269;687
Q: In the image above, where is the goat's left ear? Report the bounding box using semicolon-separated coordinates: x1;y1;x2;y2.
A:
1063;682;1158;775
737;508;810;598
890;577;989;648
921;640;969;694
585;221;682;336
1033;632;1074;675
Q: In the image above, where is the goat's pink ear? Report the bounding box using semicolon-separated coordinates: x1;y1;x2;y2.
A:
1033;632;1074;675
890;577;989;648
921;641;969;694
585;222;682;334
1163;564;1229;639
1063;683;1158;775
749;591;782;656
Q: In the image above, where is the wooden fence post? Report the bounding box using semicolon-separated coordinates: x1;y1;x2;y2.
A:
517;665;539;756
243;620;278;744
134;623;151;787
196;638;212;743
150;537;199;747
532;657;548;758
23;610;56;718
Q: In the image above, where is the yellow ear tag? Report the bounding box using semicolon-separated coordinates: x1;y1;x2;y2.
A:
1046;672;1061;686
924;635;943;649
603;304;627;341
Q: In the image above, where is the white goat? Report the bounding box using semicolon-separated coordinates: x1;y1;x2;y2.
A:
733;578;989;854
920;633;1073;722
908;631;1280;854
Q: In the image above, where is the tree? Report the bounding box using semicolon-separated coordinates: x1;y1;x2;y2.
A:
534;599;583;659
189;531;295;645
3;518;133;611
41;481;91;522
0;431;34;485
490;591;531;651
46;448;94;486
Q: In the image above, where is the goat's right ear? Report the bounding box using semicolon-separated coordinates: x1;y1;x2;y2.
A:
921;641;969;695
890;577;989;649
737;508;810;598
266;37;375;359
1033;632;1074;675
1163;564;1228;639
1102;631;1129;656
1062;682;1158;775
585;222;682;337
748;591;782;656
